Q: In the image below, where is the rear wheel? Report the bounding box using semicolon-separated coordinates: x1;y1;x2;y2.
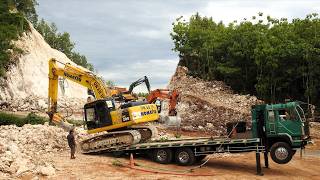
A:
270;142;293;164
152;148;173;164
175;147;195;166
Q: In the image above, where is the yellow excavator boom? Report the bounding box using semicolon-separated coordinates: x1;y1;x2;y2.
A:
48;58;110;114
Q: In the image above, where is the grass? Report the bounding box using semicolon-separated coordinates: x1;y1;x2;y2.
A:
66;119;84;126
0;112;47;126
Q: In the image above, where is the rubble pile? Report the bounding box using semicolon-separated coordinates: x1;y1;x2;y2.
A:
0;124;68;177
168;66;263;135
0;95;85;113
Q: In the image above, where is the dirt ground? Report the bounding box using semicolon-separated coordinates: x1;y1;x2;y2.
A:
17;138;320;180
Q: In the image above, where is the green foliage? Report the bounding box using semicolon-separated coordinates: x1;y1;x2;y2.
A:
0;112;25;126
105;80;115;87
171;13;320;108
137;92;148;98
66;119;84;126
174;133;181;138
0;0;93;78
0;112;47;126
9;0;38;24
0;0;29;77
24;112;47;125
35;19;94;70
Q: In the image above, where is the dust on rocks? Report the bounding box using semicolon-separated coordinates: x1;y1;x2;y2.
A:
168;66;263;135
0;124;68;178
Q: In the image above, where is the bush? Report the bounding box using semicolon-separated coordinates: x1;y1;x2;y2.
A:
24;112;47;125
0;112;47;126
0;112;25;126
66;119;83;126
0;3;30;78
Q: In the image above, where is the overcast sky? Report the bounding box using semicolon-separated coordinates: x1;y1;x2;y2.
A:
36;0;320;92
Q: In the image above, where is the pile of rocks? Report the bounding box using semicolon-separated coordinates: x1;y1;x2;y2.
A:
0;95;47;112
168;66;263;135
0;124;68;178
0;95;84;112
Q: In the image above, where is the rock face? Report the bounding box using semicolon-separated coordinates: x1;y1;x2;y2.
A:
168;66;263;135
0;124;67;177
0;23;87;112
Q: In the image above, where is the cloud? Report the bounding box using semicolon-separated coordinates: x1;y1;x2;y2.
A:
133;29;165;40
99;58;179;92
202;0;318;23
36;0;320;91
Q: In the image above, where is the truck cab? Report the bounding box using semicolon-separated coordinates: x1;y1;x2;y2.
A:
251;101;310;164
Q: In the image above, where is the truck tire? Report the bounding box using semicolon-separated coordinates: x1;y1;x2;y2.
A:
152;148;173;164
175;147;195;166
196;155;207;162
270;142;293;164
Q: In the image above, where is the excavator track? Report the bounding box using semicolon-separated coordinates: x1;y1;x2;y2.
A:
80;130;141;154
80;126;158;154
130;125;158;142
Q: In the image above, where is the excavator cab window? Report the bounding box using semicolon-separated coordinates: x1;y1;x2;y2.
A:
84;99;115;130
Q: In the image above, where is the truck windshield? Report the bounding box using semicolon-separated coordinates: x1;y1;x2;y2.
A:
295;105;307;122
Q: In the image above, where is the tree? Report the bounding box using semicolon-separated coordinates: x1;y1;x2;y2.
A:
35;19;94;70
10;0;38;24
171;13;320;109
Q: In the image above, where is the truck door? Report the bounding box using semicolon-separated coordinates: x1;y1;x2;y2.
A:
275;108;301;137
266;110;277;135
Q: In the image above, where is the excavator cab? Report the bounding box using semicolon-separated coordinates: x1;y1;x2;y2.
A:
84;99;115;130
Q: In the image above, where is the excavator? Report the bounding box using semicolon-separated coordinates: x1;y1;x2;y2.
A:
147;89;179;115
146;89;180;126
111;76;151;102
47;58;159;153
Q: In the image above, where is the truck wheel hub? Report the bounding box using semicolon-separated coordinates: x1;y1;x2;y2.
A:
178;152;189;163
157;150;167;161
275;147;288;160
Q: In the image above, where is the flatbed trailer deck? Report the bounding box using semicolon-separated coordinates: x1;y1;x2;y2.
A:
107;137;266;175
114;137;263;153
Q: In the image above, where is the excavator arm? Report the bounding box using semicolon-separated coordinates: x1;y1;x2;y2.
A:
128;76;151;93
147;89;179;116
48;58;111;125
112;76;151;102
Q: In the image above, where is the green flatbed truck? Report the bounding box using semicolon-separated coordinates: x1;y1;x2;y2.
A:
109;101;311;175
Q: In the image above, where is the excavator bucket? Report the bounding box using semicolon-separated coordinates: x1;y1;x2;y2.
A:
51;113;74;131
159;114;181;127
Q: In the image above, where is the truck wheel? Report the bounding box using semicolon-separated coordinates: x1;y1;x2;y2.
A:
153;148;173;164
175;147;195;166
196;155;207;162
270;142;293;164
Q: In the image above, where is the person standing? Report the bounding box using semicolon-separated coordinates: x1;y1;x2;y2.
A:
67;129;76;159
